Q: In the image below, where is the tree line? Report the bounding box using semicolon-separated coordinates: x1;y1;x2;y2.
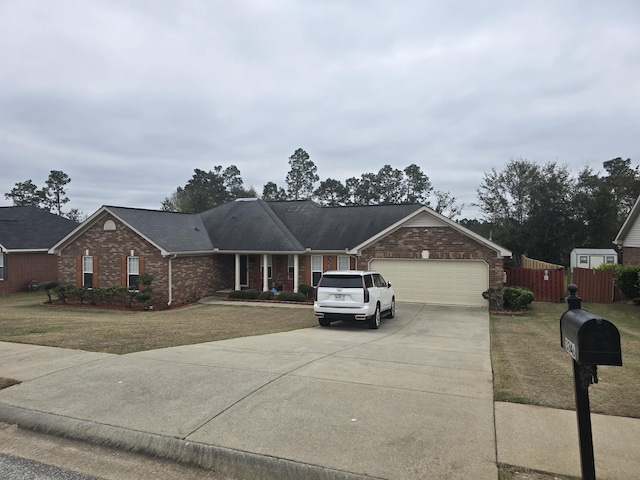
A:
5;151;638;267
465;157;640;265
163;148;463;217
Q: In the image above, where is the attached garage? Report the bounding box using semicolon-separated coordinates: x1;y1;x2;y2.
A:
370;259;489;306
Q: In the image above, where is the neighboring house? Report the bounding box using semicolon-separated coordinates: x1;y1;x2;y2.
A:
0;206;78;294
614;194;640;264
570;248;618;270
49;199;511;307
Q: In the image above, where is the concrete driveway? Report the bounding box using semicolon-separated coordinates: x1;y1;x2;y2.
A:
0;303;496;479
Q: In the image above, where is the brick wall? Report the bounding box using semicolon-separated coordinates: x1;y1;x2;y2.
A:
0;252;58;294
358;226;505;288
58;213;230;306
170;254;234;304
622;246;640;265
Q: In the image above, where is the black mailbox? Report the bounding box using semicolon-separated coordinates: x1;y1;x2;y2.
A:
560;309;622;366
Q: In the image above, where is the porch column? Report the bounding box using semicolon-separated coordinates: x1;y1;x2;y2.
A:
235;254;241;291
263;254;269;292
294;254;300;293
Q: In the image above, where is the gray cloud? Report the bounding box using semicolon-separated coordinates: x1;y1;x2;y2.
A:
1;0;639;219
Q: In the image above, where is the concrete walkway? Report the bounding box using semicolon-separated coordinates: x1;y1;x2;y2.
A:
0;303;638;479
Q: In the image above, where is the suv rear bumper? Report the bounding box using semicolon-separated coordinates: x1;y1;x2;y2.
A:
314;305;374;321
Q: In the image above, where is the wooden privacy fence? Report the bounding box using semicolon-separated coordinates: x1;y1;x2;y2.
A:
571;268;625;303
504;267;565;303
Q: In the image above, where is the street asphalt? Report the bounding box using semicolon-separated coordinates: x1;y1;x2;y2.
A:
0;301;638;479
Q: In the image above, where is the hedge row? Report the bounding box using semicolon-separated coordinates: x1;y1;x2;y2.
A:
227;289;308;302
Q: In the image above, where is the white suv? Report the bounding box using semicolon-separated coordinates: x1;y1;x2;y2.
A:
313;270;395;329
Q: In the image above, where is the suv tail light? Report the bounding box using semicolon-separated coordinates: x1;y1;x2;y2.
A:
362;278;369;303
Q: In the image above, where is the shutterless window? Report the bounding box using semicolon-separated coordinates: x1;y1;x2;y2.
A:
0;253;5;280
319;275;363;288
337;255;350;270
311;255;323;286
82;256;93;288
127;256;139;289
288;255;295;279
606;256;615;264
579;256;588;264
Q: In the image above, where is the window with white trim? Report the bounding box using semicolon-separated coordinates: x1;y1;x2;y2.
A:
288;255;295;279
261;255;272;279
606;256;615;264
0;253;5;281
127;256;139;289
579;256;588;265
337;255;350;270
311;255;323;286
82;256;93;288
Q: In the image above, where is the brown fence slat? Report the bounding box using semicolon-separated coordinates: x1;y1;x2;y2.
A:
504;267;565;303
571;268;621;303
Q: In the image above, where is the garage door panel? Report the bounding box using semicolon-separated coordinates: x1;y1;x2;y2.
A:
370;259;488;307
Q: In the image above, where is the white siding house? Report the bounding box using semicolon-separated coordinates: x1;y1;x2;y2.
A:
614;194;640;264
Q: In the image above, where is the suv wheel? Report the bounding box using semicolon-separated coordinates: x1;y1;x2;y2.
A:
388;298;395;318
367;304;381;329
319;318;331;327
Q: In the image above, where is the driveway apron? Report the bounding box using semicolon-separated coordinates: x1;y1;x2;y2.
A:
0;303;496;480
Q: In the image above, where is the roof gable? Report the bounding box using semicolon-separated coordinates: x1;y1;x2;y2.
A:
0;206;78;251
615;194;640;247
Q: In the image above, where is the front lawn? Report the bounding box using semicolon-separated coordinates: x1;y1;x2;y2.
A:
0;293;317;355
491;301;640;418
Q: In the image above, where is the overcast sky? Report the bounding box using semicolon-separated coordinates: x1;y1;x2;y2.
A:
1;1;638;219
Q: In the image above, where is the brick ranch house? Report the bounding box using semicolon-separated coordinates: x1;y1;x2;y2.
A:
614;194;640;264
49;199;512;307
0;206;78;294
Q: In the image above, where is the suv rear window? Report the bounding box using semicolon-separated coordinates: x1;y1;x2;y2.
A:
319;275;363;288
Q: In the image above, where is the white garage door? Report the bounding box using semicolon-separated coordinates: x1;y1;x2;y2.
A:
369;259;489;306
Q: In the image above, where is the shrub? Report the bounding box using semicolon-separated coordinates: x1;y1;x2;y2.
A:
38;281;59;303
228;289;260;300
482;287;504;310
277;291;307;302
613;265;640;300
135;273;154;309
258;290;273;300
103;285;126;304
298;284;314;299
503;286;535;310
54;285;77;304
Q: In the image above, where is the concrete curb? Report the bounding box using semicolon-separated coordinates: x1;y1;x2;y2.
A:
0;404;381;480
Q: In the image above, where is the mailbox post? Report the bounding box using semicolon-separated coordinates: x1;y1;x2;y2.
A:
560;284;622;480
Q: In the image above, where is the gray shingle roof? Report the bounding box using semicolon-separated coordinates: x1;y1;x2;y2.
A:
97;201;423;254
106;206;213;253
267;201;424;250
59;200;507;257
0;206;79;250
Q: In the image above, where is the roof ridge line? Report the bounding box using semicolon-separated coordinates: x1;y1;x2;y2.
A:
257;200;305;251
